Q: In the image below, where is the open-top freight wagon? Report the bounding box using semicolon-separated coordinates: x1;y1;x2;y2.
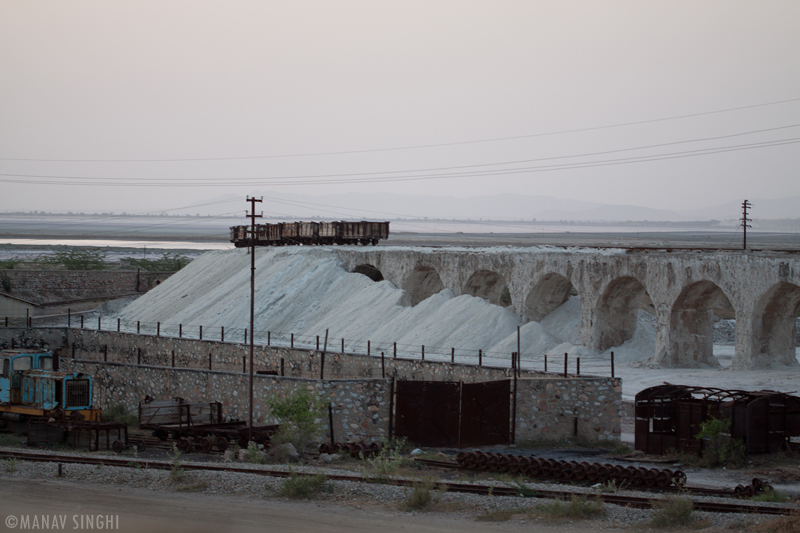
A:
230;221;389;247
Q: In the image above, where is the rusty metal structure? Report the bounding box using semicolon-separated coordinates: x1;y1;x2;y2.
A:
139;397;277;452
393;379;510;448
635;384;800;456
230;221;390;247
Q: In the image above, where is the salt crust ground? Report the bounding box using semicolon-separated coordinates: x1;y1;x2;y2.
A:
116;247;800;401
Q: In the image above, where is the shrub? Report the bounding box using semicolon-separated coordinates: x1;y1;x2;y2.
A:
45;248;108;270
752;489;788;503
649;495;694;528
696;416;746;468
399;477;446;512
2;458;18;473
169;443;185;482
279;471;329;499
361;437;405;483
128;253;190;272
536;495;605;520
101;404;139;428
246;441;269;464
0;274;12;292
266;388;328;455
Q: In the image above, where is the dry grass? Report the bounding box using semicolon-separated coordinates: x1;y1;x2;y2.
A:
750;512;800;533
534;495;605;521
649;495;694;528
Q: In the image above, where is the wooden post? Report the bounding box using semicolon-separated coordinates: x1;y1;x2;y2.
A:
137;348;141;365
367;340;370;356
421;345;424;360
319;329;328;380
81;315;84;328
341;338;344;353
564;353;568;377
157;322;160;336
137;321;140;334
103;345;107;362
208;353;211;370
67;308;71;327
381;352;385;378
199;325;203;340
577;357;580;376
611;351;615;378
244;328;247;344
172;350;176;367
280;358;284;376
512;353;517;444
98;317;101;330
221;326;224;342
478;349;482;366
117;318;120;332
544;354;547;372
267;331;270;345
291;333;294;348
179;324;182;338
451;347;454;363
328;404;335;446
243;356;246;373
393;342;396;359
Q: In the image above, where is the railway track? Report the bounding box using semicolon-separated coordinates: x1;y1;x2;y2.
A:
0;450;795;516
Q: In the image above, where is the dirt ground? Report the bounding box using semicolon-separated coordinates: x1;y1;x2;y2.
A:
0;477;607;533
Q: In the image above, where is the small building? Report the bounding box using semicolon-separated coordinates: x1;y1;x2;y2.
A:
0;292;38;319
635;383;800;455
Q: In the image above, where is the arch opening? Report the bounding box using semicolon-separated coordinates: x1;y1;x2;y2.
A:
593;276;652;351
668;280;732;367
750;282;800;367
524;273;575;322
463;270;510;307
402;266;445;306
352;264;384;282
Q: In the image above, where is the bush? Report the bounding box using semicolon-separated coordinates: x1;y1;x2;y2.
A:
649;495;694;528
266;388;328;455
46;249;108;270
246;441;269;464
128;253;190;272
169;443;185;482
696;416;746;468
279;471;329;499
399;477;447;512
0;274;12;292
536;495;605;520
752;489;788;503
101;404;139;428
361;437;405;483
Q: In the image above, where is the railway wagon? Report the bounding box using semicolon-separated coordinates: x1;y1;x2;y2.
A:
230;221;389;247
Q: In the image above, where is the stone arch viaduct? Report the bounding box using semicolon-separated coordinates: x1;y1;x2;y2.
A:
331;247;800;369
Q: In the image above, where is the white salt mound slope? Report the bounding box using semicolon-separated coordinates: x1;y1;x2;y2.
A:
120;248;655;361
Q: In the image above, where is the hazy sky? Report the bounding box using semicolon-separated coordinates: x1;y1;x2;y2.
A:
1;1;798;217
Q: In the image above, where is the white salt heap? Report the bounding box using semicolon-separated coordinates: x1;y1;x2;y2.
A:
121;248;589;360
118;247;800;400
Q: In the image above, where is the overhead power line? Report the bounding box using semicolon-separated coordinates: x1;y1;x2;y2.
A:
1;97;798;162
0;136;797;187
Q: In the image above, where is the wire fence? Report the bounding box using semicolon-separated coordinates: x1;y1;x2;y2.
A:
4;311;617;378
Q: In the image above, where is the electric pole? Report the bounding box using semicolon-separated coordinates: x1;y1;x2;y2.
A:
740;199;752;251
246;196;262;443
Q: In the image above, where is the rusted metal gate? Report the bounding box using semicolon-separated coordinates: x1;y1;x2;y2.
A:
460;380;510;448
394;379;510;448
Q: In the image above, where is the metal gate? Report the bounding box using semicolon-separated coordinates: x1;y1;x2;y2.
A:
460;380;510;448
394;379;510;448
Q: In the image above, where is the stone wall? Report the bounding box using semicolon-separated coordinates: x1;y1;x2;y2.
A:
0;270;173;305
56;328;543;383
64;359;391;444
0;327;623;443
515;377;623;442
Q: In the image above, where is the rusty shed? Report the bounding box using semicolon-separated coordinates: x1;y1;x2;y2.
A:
635;384;800;455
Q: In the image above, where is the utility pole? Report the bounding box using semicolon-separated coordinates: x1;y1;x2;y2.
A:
741;199;752;251
246;196;262;443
